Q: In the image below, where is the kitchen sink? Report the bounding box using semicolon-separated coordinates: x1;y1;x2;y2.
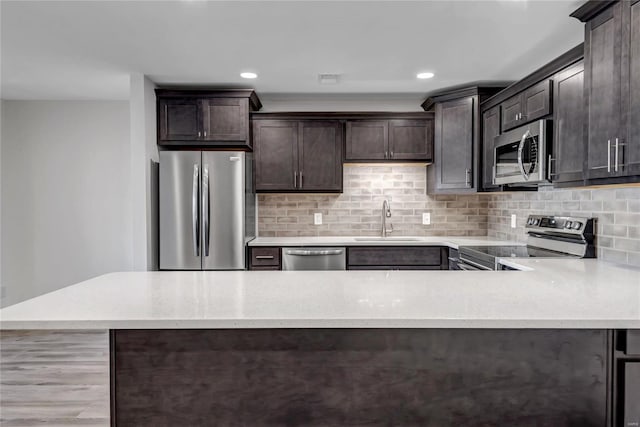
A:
353;237;422;242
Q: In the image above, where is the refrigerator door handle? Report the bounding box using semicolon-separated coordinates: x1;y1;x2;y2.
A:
192;164;199;256
203;164;210;257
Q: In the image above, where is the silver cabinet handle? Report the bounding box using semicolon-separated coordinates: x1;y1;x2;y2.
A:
548;155;556;179
384;151;388;159
202;165;210;257
515;113;518;121
255;255;275;260
492;165;497;185
607;139;611;173
294;171;298;189
300;171;303;189
192;164;199;256
390;151;394;158
198;131;201;138
203;131;207;138
465;168;471;187
285;249;344;256
615;138;620;172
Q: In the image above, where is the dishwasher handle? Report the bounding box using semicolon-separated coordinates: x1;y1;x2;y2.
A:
285;249;344;256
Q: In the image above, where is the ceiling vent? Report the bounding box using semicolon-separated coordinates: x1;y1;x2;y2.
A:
318;74;340;85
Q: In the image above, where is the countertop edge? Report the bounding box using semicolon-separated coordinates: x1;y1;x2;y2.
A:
3;318;639;330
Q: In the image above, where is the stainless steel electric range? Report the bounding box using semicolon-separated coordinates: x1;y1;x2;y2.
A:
458;215;596;271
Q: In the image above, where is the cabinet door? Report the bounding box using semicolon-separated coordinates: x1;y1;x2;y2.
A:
254;121;298;191
345;120;388;161
624;363;640;427
388;119;432;161
552;62;585;184
201;98;248;143
522;80;552;123
500;95;523;132
623;0;640;176
435;97;475;190
298;121;343;192
482;106;501;189
158;98;200;141
585;3;623;179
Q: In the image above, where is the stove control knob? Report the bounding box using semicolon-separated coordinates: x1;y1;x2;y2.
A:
565;221;573;229
527;218;533;225
533;219;540;226
572;222;582;230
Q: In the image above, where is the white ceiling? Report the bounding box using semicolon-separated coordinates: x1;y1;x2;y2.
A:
1;0;585;102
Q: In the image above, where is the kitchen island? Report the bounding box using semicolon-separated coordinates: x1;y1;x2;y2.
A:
1;257;639;426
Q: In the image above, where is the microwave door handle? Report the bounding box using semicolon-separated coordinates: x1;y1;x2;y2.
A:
517;130;530;180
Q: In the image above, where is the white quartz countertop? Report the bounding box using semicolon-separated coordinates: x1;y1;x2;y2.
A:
1;259;639;330
248;236;521;249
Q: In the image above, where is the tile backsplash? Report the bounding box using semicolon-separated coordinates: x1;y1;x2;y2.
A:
487;186;640;266
257;166;640;266
257;165;488;238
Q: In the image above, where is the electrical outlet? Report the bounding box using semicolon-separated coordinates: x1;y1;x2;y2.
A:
422;212;431;225
314;213;322;225
511;214;517;228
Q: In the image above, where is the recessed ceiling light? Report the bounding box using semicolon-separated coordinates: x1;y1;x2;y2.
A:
417;72;435;79
240;72;257;79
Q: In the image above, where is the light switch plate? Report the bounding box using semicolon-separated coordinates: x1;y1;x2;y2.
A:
422;212;431;225
314;213;322;225
511;214;517;228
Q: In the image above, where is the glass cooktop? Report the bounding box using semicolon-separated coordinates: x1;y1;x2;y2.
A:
460;245;574;259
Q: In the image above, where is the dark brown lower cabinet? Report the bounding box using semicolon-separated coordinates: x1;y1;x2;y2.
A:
614;329;640;427
347;246;448;270
111;329;609;426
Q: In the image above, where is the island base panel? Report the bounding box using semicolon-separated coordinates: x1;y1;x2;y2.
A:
111;329;608;427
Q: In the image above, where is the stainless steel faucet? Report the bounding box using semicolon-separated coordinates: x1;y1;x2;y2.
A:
381;199;393;237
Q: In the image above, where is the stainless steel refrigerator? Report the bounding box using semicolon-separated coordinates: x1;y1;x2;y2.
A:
159;151;255;270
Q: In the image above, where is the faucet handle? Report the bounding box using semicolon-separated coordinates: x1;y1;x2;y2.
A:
388;223;393;233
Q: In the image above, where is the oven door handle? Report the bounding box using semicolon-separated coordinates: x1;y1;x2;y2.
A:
517;130;531;181
458;263;484;271
458;257;493;271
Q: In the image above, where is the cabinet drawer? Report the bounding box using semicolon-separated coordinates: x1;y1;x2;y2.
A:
250;247;281;268
627;329;640;355
347;247;444;267
250;266;281;271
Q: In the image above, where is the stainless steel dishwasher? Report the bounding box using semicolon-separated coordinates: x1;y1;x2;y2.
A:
281;247;346;270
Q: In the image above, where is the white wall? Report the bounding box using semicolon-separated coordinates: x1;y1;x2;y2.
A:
129;74;158;271
1;100;132;307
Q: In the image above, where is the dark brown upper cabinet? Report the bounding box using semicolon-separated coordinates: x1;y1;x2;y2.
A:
422;85;505;194
344;118;433;162
253;120;298;191
345;120;388;160
551;61;585;185
201;98;248;142
156;89;261;149
482;106;501;190
433;97;475;192
158;98;200;141
499;80;552;132
388;119;433;160
254;119;342;193
572;0;640;184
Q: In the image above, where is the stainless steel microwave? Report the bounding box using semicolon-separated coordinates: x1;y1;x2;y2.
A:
493;119;552;186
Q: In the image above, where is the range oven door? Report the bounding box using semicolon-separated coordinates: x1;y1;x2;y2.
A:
493;120;550;186
457;257;494;271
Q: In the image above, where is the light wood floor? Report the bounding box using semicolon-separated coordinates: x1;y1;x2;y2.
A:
0;330;110;427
